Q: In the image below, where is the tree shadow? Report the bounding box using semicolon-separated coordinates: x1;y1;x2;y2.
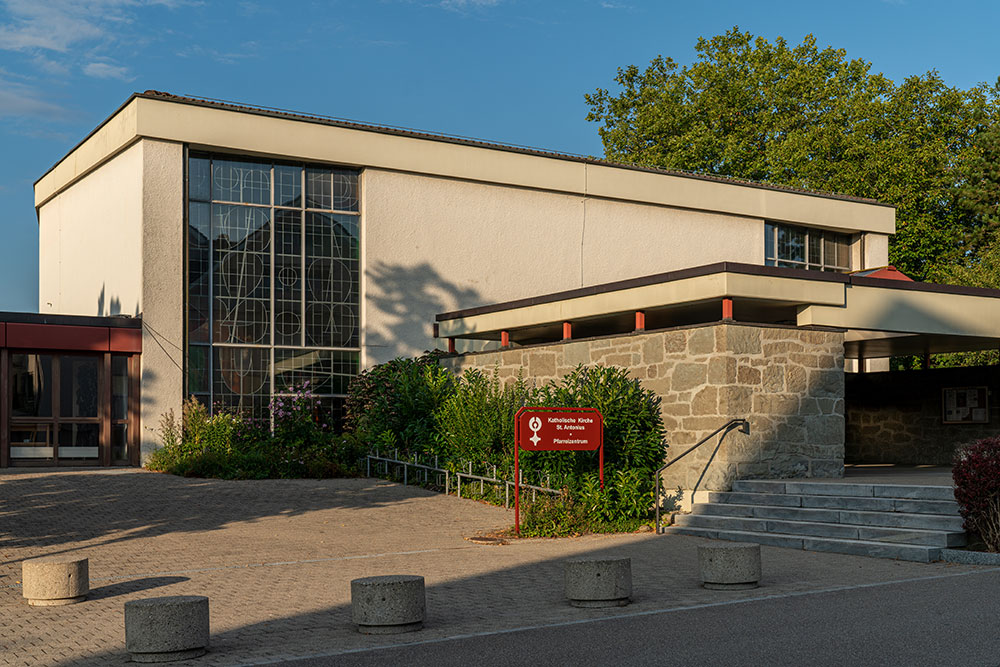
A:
40;521;968;667
364;261;483;363
0;472;439;566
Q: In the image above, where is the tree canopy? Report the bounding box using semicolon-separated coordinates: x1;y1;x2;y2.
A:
585;28;1000;281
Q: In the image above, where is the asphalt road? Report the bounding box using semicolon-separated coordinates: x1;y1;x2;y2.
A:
279;566;1000;667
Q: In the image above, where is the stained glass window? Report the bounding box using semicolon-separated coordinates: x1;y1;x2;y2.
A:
185;154;360;421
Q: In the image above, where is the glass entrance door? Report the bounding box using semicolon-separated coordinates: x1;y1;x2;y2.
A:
9;353;102;466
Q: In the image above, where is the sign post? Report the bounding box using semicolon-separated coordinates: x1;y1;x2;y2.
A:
513;406;604;536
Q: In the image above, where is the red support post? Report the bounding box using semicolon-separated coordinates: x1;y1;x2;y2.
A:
635;310;645;332
722;297;734;320
447;338;456;354
562;322;572;340
501;331;510;348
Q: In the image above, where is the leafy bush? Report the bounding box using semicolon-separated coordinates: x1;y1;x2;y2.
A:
356;361;669;535
147;389;367;480
953;436;1000;550
432;367;537;473
344;352;453;450
535;365;666;483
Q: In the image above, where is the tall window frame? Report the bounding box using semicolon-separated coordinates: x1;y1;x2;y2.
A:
184;151;361;421
764;222;852;272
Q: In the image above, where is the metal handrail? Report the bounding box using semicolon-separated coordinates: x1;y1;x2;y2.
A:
654;418;750;534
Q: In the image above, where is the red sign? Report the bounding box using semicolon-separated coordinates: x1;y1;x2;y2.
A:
513;407;604;536
516;408;603;451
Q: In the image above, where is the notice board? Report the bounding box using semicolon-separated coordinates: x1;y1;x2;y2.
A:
942;386;989;424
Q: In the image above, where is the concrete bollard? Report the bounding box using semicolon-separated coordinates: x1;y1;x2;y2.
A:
698;542;761;590
564;557;632;608
22;556;89;606
351;575;426;634
124;596;210;663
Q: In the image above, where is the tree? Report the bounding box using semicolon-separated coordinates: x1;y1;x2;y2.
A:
585;28;1000;280
955;121;1000;257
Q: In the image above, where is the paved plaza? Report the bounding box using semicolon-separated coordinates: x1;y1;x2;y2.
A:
2;469;1000;666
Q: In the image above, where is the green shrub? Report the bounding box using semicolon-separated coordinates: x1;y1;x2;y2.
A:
432;367;537;473
147;390;367;480
344;352;453;450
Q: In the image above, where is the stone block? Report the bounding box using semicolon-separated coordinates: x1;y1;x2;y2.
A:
672;363;707;391
564;557;632;608
642;336;664;364
560;341;591;367
500;350;525;367
528;352;556;379
766;456;810;477
22;556;89;606
688;327;715;355
708;356;736;384
690;386;718;415
698;542;761;590
663;331;687;354
798;398;821;416
351;575;426;634
719;385;753;414
816;416;846;447
808;369;844;397
737;365;761;385
785;365;807;393
125;596;210;663
763;340;804;355
762;366;785;393
723;326;762;355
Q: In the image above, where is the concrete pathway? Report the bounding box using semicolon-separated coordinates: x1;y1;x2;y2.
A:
0;469;991;666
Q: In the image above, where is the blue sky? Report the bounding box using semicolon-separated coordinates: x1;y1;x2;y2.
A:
1;0;999;312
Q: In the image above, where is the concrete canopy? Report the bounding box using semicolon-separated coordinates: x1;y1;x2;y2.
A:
435;262;1000;359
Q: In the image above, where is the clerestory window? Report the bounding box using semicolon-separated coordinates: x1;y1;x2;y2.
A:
764;222;852;272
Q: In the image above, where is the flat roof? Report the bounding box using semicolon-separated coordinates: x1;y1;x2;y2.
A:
435;263;1000;357
0;311;141;328
436;263;1000;321
34;92;896;235
39;91;891;208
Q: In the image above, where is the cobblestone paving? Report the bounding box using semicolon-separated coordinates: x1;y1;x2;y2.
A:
0;469;986;666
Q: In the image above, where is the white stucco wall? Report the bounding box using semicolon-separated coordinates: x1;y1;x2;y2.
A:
362;169;761;364
38;141;143;315
864;233;890;269
139;140;185;460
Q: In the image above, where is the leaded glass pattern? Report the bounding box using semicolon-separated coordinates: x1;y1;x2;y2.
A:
185;153;361;420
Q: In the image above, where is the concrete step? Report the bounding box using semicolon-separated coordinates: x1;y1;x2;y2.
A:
691;503;965;532
707;491;961;516
732;479;955;501
662;526;943;563
673;514;965;547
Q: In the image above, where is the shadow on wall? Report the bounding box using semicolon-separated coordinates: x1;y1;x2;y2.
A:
95;283;139;318
846;365;1000;465
364;261;483;363
671;339;846;503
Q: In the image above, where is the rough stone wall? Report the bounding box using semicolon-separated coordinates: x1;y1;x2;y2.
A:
846;366;1000;465
440;323;846;497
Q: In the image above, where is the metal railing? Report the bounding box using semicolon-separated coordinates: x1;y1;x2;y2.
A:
654;418;750;534
366;450;563;508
